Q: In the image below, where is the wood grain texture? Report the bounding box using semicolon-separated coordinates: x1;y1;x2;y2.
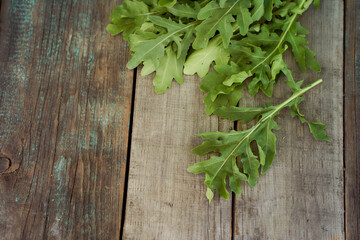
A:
123;73;232;240
345;0;360;239
234;1;344;239
0;0;133;239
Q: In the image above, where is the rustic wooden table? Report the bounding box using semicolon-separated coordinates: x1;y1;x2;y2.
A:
0;0;358;239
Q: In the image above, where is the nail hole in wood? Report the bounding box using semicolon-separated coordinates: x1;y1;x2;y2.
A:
0;157;11;173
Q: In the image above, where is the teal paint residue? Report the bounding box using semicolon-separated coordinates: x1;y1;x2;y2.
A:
86;54;95;78
9;0;35;67
78;132;87;150
57;131;77;153
53;156;72;227
54;156;69;193
89;130;98;149
54;156;67;176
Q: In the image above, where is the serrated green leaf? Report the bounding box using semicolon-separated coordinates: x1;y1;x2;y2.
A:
153;47;183;93
264;0;274;21
307;122;329;141
193;0;256;46
109;0;149;24
109;0;320;98
153;27;194;93
251;0;265;21
167;3;198;19
193;0;239;49
288;92;329;141
141;59;156;76
106;24;123;36
108;0;327;203
202;83;243;116
237;0;252;36
258;145;266;166
189;79;324;201
305;46;321;72
200;0;319;113
197;1;220;20
243;142;260;186
285;22;321;72
158;0;177;7
184;36;229;78
273;2;297;17
107;0;150;39
127;17;195;69
214;106;274;123
219;0;227;8
223;71;250;86
206;187;214;204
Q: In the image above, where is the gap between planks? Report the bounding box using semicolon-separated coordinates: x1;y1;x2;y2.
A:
120;67;137;239
344;0;360;239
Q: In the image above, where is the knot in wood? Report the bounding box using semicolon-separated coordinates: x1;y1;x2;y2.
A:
0;157;11;173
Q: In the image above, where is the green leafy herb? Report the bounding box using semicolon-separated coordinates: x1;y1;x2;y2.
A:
200;0;321;115
188;79;327;203
107;0;328;202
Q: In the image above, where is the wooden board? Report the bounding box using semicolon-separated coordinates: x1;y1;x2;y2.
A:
1;0;358;239
123;73;232;239
234;1;344;239
344;0;360;239
0;0;133;239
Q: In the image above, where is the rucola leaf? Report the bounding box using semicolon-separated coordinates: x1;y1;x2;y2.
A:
285;22;321;72
152;27;195;93
126;15;196;93
193;0;257;49
127;16;194;69
108;0;327;202
201;0;321;115
106;0;150;40
193;1;238;49
167;3;199;19
237;0;252;36
158;0;177;7
188;79;327;202
184;36;230;78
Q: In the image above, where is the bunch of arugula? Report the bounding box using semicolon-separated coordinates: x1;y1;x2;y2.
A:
107;0;328;203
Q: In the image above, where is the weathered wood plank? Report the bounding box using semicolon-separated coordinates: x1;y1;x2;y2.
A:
123;73;232;239
0;0;133;239
345;0;360;239
234;1;344;239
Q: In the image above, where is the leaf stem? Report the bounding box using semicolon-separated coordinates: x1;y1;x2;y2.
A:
261;78;323;122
